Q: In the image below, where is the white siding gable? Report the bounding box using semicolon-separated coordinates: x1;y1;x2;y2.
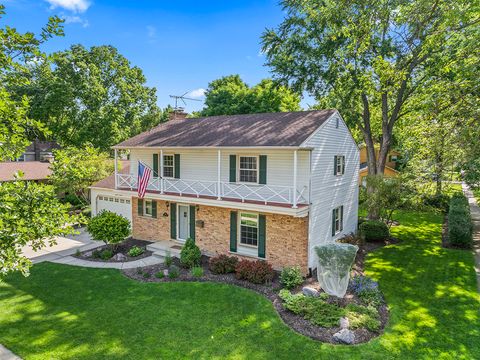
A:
303;112;359;268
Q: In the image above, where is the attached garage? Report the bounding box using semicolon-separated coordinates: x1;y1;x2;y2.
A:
95;194;132;222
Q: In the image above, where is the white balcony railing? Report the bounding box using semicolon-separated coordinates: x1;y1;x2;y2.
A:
115;174;308;206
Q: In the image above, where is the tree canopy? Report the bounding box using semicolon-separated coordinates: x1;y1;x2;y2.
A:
198;75;301;116
18;44;168;151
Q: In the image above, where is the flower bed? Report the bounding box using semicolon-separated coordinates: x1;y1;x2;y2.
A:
75;238;153;262
122;254;388;344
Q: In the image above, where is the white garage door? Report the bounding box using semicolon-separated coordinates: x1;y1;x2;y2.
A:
97;195;132;222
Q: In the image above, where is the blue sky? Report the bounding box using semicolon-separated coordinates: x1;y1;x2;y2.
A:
3;0;311;113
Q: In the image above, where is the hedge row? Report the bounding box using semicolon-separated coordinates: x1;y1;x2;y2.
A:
448;193;473;248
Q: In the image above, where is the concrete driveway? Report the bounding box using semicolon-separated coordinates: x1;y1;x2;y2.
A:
21;227;101;263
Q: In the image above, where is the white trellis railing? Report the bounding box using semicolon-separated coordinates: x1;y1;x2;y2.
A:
115;174;308;206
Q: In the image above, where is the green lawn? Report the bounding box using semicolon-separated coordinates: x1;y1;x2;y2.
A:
0;210;479;359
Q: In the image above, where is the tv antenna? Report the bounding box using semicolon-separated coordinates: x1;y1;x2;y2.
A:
169;92;202;120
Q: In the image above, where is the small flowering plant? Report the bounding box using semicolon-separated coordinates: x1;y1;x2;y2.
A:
350;275;383;307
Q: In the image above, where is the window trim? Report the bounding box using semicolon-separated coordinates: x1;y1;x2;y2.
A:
238;212;259;248
335;155;345;176
333;206;343;235
143;199;153;217
237;155;259;185
162;154;175;179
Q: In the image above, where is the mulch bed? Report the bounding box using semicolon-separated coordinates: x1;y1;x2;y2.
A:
122;254;389;344
74;238;153;262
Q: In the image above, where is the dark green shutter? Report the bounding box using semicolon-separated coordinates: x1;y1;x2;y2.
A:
334;156;338;175
174;154;180;179
340;206;344;231
230;211;237;252
332;208;336;236
138;199;143;216
258;214;266;258
153;154;159;177
152;200;157;218
189;205;196;242
342;156;345;175
229;155;236;182
170;203;177;239
259;155;267;184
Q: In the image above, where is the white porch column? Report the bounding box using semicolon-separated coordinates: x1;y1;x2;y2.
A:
217;149;222;200
292;150;298;209
114;149;118;189
160;149;164;194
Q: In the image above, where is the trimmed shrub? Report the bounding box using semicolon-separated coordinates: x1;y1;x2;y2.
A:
93;249;113;260
280;266;303;289
180;238;201;268
155;271;165;279
235;259;275;284
87;210;130;250
209;254;238;274
127;246;144;257
168;265;180;279
448;193;473;248
350;275;383;307
359;220;389;242
191;266;204;278
164;251;173;267
422;193;450;211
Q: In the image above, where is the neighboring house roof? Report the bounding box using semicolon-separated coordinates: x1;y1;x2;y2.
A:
25;140;60;153
114;109;337;148
0;161;52;181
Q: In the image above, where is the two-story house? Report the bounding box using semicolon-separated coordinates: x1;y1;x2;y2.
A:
90;110;359;274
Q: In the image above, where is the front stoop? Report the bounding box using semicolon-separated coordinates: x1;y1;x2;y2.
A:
146;240;182;259
462;183;480;292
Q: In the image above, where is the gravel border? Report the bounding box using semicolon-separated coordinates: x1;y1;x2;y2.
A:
122;256;389;344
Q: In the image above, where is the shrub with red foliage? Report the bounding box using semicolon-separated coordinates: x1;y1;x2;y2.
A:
235;259;275;284
208;254;238;274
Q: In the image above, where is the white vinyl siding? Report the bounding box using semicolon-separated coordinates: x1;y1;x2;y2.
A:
303;113;359;268
128;149;310;191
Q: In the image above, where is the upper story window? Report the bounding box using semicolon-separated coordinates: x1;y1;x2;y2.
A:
334;155;345;176
239;156;258;183
15;154;25;162
389;155;398;162
239;212;258;247
333;205;344;235
163;155;174;178
143;199;153;217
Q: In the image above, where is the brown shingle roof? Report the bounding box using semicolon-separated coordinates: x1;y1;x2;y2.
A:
0;162;51;182
114;110;336;148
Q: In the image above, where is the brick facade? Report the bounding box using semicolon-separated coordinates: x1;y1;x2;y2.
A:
132;197;309;273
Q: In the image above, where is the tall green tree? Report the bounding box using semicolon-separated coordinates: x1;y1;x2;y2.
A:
19;44;166;151
0;5;77;276
199;75;301;116
262;0;478;180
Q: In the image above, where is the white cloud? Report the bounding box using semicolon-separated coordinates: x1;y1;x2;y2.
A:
63;15;89;27
45;0;91;13
188;88;206;99
147;25;156;38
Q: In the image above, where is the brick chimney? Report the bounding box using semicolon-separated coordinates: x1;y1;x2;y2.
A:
169;109;188;121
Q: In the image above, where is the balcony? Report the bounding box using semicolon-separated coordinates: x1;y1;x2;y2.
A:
115;174;308;208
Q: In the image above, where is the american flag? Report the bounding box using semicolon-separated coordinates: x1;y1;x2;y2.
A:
137;161;152;199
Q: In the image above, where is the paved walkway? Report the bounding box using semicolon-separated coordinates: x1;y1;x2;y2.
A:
462;183;480;291
0;344;20;360
51;254;163;269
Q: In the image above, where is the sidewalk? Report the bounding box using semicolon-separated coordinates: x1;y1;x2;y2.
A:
0;344;20;360
462;183;480;291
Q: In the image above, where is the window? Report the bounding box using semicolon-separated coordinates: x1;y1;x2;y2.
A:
109;197;114;202
239;156;258;183
143;199;153;217
16;154;25;162
239;212;259;247
333;206;343;235
163;155;174;178
334;155;345;175
114;198;119;203
120;199;125;203
389;155;398;162
126;199;131;204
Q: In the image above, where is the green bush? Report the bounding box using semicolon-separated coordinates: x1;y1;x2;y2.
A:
235;259;275;284
127;246;144;257
154;271;165;279
422;193;450;211
168;265;180;279
448;193;473;247
93;249;113;260
164;251;173;267
63;193;83;207
180;238;202;268
208;254;238;274
359;220;389;242
279;266;303;289
279;290;381;331
87;210;130;250
191;266;204;278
